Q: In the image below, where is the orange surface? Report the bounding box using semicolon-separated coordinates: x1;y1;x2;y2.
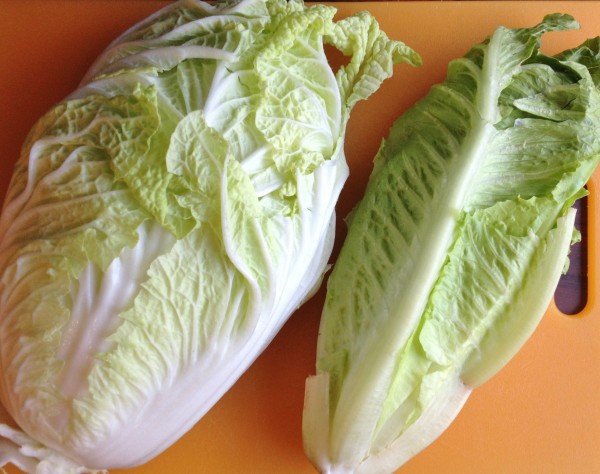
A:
1;2;599;473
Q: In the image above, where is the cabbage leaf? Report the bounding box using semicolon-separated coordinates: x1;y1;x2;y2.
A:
0;0;419;471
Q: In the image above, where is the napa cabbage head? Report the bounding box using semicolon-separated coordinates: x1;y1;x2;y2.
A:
0;0;420;472
304;14;600;474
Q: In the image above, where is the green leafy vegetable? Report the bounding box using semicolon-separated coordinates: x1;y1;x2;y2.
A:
303;14;600;474
0;0;419;472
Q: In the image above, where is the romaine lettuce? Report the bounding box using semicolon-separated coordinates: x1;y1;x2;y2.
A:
303;14;600;474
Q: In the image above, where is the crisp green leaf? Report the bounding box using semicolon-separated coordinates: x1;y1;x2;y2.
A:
304;14;600;474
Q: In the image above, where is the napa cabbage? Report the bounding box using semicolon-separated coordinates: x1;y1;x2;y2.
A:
0;0;420;472
303;14;600;474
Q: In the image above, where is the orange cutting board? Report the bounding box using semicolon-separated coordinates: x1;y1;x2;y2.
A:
1;2;599;473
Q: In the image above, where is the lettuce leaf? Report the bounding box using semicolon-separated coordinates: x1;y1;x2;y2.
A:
304;13;600;474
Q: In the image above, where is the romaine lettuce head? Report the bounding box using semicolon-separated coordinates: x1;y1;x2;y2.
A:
0;0;419;471
304;14;600;474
